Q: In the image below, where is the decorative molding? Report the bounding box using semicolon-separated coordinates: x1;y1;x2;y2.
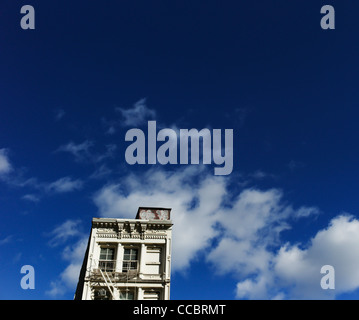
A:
93;219;172;240
145;235;167;240
97;233;117;238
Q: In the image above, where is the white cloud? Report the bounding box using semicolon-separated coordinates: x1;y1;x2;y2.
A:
60;263;83;288
60;236;89;287
46;220;88;297
47;236;88;297
56;141;116;164
22;194;40;202
231;214;359;300
46;280;66;297
89;164;112;180
0;149;84;200
273;215;359;299
47;219;82;247
235;275;271;300
45;177;83;194
56;140;94;162
93;167;319;277
0;156;83;199
93;166;224;271
215;188;293;243
95;144;117;163
0;150;43;191
208;238;272;277
92;166;359;299
115;98;156;127
206;188;320;299
0;149;12;176
44;166;358;300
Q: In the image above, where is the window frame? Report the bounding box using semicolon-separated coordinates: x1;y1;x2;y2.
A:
122;247;139;272
93;287;112;300
99;245;116;272
119;289;135;300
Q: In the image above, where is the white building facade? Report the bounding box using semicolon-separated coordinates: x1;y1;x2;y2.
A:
74;207;173;300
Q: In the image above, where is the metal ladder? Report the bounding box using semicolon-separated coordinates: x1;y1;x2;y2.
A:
98;268;116;299
90;258;116;299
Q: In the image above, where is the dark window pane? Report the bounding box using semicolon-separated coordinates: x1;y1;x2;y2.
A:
100;247;115;260
100;248;107;260
107;249;115;259
120;291;134;300
131;250;138;260
94;288;111;300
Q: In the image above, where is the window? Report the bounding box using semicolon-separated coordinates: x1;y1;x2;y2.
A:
119;290;135;300
143;289;161;300
99;247;116;272
122;248;138;272
94;288;111;300
146;246;162;274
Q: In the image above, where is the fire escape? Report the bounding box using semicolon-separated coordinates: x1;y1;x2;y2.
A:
88;259;138;300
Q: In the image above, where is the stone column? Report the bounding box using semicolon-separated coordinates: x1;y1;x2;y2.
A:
137;287;144;300
164;283;171;300
165;236;171;280
139;243;146;278
115;243;123;273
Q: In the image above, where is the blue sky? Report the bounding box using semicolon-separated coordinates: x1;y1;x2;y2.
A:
1;0;359;299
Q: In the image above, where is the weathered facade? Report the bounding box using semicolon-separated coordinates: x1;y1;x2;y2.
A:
74;207;173;300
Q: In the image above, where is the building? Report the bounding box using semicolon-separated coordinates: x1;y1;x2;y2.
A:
74;207;173;300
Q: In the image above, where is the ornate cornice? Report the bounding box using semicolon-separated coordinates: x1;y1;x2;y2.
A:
93;218;172;240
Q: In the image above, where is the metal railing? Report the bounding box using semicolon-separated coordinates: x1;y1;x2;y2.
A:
97;259;139;273
122;260;138;272
88;259;140;284
98;260;116;272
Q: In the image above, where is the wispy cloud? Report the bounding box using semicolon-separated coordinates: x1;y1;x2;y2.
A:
46;236;88;297
89;164;112;180
0;147;85;205
115;98;156;127
0;149;42;190
0;149;12;176
53;108;66;121
0;235;14;246
288;160;305;171
47;219;82;247
56;140;94;162
56;141;116;164
22;194;40;203
247;170;277;180
46;219;88;297
102;99;157;134
45;177;83;194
